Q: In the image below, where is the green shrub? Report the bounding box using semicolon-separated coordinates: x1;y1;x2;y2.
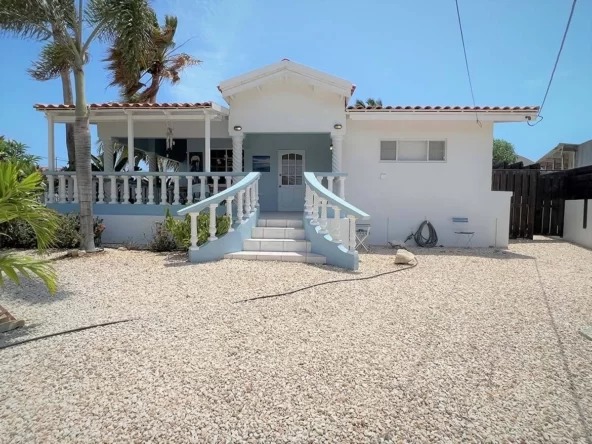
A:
147;222;177;252
152;209;231;251
0;213;105;249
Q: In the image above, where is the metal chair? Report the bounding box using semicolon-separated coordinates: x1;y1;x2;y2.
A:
355;223;371;252
452;217;475;246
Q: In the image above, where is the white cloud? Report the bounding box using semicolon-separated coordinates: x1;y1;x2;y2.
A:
160;0;254;103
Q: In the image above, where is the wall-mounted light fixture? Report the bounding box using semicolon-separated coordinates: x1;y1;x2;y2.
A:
330;145;333;151
333;123;343;130
233;125;242;131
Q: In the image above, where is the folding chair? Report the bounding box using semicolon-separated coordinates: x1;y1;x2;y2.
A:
355;223;371;252
452;217;475;247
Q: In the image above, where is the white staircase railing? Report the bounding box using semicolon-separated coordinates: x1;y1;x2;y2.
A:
178;172;261;251
304;172;369;252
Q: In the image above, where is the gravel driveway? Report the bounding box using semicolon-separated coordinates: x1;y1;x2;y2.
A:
1;239;592;443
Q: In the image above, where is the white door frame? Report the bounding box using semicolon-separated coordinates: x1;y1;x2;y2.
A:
278;150;305;211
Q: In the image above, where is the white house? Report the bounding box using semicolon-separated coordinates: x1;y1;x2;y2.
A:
37;60;538;269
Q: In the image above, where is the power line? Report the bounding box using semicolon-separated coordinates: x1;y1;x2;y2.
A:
454;0;481;126
536;0;578;118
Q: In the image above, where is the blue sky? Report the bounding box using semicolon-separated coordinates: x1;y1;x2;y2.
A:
0;0;590;167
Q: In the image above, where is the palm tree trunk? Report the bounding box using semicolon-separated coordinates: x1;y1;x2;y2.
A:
60;70;76;168
72;66;96;252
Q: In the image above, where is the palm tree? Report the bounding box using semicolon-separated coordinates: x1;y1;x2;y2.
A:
0;161;59;295
0;0;77;167
92;141;148;172
355;97;383;108
105;15;201;103
0;0;158;251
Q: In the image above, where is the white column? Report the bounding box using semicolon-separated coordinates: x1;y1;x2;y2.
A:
47;174;55;204
58;175;66;203
122;176;130;204
245;185;252;216
339;177;346;200
47;114;55;171
331;206;341;243
304;184;313;216
135;177;143;204
160;176;167;205
173;176;180;205
226;197;234;232
348;215;356;252
147;152;158;172
190;213;198;250
102;139;114;172
250;183;256;211
126;112;134;171
186;175;194;203
109;175;117;204
72;176;78;203
232;135;244;172
204;113;211;173
225;176;232;190
147;176;155;204
213;176;219;194
199;176;206;201
319;199;328;234
208;204;218;241
311;192;319;225
97;175;105;204
236;190;244;223
327;176;334;193
331;134;343;173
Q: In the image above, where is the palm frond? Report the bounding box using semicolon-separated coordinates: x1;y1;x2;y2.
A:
28;40;75;81
0;253;57;295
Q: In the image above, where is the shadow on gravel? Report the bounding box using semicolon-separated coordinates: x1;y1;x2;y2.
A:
0;322;42;347
1;279;74;305
361;246;535;260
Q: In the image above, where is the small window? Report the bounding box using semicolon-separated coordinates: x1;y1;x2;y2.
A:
398;140;428;161
429;141;446;161
380;141;397;160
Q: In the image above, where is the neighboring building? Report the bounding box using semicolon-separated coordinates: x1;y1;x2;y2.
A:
516;155;534;166
36;60;538;267
537;140;592;171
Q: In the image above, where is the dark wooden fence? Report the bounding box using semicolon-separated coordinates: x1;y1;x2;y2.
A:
492;165;592;239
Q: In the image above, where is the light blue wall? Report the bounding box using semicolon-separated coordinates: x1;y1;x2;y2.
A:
244;133;332;211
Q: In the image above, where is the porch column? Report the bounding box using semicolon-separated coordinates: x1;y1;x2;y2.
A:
126;112;135;171
47;114;55;171
331;134;343;173
232;134;244;173
102;138;114;172
204;113;211;173
147;152;158;172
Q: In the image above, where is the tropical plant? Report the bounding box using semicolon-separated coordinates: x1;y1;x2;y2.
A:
355;97;383;107
105;15;201;103
156;208;230;251
0;0;158;252
92;141;147;172
493;139;518;164
0;137;39;175
0;161;59;295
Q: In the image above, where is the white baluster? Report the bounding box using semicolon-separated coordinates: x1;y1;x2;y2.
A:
173;176;180;205
135;176;143;204
236;190;244;223
250;183;256;211
190;213;198;250
67;176;74;202
319;199;328;234
226;197;234;232
209;204;218;241
304;184;313;216
245;185;252;216
185;175;194;203
339;177;346;199
225;176;232;189
160;176;167;205
199;176;206;201
47;174;55;204
316;176;324;188
331;206;341;243
58;175;66;203
109;175;117;204
348;215;356;252
255;179;260;207
213;176;219;194
327;176;334;193
97;175;105;203
122;176;130;204
311;192;319;225
146;176;154;204
72;176;78;203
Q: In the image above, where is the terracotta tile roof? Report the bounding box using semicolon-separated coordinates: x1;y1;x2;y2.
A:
347;105;539;112
34;102;213;110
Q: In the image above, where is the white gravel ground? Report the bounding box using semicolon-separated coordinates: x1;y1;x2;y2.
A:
1;238;592;443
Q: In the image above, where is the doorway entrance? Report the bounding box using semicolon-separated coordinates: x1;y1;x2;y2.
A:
278;150;305;211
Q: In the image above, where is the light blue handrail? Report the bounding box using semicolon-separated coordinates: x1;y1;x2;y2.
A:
304;172;370;220
178;172;260;215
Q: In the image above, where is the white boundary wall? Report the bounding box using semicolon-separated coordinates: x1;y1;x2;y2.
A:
563;200;592;249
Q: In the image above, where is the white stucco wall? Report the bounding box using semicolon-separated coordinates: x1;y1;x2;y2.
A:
343;120;511;248
97;119;229;140
228;78;346;134
563;200;592;248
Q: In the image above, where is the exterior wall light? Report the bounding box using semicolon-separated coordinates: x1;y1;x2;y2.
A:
233;125;242;131
330;145;333;151
333;124;343;130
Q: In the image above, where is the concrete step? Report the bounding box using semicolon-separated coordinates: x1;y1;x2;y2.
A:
224;251;326;264
243;238;311;253
257;218;303;228
251;227;305;240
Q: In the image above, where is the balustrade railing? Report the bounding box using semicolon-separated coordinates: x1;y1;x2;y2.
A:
178;172;261;250
42;172;246;206
314;172;347;199
304;172;369;252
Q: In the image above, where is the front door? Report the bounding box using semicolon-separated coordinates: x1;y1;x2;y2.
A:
278;150;305;211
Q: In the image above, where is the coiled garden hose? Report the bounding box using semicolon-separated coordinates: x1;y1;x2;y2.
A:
406;220;439;248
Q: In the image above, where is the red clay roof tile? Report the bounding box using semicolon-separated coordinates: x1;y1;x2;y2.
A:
34;102;213;110
346;105;539;112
